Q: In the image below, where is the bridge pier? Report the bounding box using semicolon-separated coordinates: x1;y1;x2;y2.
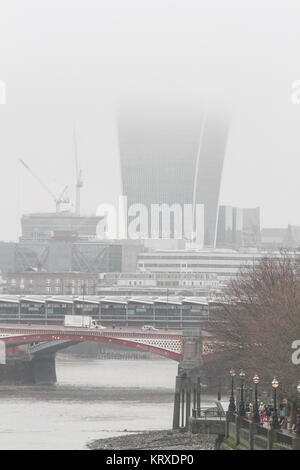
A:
30;353;57;385
0;358;34;385
172;328;203;430
0;353;57;385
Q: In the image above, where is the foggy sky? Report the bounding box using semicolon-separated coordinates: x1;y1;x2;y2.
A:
1;0;300;241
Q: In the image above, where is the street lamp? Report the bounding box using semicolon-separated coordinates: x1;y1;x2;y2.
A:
252;374;260;424
296;381;300;438
271;377;280;429
228;369;236;413
238;370;246;417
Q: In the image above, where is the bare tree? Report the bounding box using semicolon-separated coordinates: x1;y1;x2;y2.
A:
208;253;300;408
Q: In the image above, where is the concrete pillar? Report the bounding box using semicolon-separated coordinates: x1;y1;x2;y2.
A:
249;422;258;450
267;428;275;450
30;353;57;385
225;411;232;438
0;359;34;385
192;383;197;417
235;415;241;446
172;376;182;429
196;377;201;417
181;388;185;428
185;379;191;426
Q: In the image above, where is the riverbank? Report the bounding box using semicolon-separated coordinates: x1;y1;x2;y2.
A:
88;429;217;450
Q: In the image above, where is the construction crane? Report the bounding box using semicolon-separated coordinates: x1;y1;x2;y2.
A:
19;159;70;213
73;125;83;216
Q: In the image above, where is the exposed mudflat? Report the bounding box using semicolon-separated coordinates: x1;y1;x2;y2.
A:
88;429;217;450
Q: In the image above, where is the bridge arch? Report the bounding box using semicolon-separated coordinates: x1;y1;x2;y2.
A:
3;333;182;362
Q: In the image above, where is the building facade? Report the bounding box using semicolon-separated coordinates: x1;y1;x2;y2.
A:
137;249;265;283
0;236;142;276
102;271;218;288
21;212;102;241
216;206;261;249
7;272;98;295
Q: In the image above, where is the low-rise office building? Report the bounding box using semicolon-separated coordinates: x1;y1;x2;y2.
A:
6;272;98;296
137;249;265;282
99;271;220;296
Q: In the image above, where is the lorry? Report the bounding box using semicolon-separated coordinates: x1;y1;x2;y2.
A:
64;315;93;328
64;315;106;329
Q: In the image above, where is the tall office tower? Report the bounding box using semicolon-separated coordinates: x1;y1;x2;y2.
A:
216;205;234;247
241;207;261;248
217;206;261;249
118;104;228;247
232;207;244;248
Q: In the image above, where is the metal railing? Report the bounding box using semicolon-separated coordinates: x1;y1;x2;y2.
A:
241;418;250;429
193;407;225;420
255;424;268;437
275;432;293;446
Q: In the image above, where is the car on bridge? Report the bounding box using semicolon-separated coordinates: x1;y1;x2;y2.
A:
91;320;106;329
141;325;159;331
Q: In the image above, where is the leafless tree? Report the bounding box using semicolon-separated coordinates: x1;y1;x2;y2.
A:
208;253;300;412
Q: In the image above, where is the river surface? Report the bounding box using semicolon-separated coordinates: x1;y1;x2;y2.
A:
0;357;215;450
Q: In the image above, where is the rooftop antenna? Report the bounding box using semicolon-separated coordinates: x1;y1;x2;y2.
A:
73;124;83;216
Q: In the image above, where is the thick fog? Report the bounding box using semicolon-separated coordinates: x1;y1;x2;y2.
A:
0;0;300;240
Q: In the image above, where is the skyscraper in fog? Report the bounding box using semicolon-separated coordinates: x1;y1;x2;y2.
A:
118;105;228;247
216;205;261;248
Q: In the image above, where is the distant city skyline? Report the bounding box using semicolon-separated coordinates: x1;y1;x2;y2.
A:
1;1;300;241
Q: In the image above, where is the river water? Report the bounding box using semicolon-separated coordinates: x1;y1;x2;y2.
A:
0;357;215;450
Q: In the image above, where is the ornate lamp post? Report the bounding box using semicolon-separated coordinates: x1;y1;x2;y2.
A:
238;370;246;417
296;381;300;438
271;377;280;429
228;369;236;413
252;374;260;424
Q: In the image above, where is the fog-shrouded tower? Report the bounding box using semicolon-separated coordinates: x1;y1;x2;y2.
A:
118;104;228;247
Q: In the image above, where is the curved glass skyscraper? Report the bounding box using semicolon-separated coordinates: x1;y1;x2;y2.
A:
118;104;228;247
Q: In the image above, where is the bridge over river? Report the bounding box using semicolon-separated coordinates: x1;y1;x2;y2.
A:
0;324;218;385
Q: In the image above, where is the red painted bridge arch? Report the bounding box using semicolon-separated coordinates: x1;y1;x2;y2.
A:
0;325;217;363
